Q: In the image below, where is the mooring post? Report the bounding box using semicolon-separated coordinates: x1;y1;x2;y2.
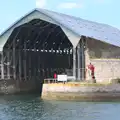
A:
1;51;4;79
73;47;76;80
77;42;81;81
7;50;10;79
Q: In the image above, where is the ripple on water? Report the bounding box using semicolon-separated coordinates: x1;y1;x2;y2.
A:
0;95;119;120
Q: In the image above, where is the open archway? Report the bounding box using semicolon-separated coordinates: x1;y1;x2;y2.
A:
2;19;74;81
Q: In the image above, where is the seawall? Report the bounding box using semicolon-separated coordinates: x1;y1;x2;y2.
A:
0;79;43;95
41;83;120;101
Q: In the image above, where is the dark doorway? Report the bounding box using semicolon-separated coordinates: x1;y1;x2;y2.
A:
3;19;73;81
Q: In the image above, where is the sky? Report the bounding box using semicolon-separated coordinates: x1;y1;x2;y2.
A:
0;0;120;34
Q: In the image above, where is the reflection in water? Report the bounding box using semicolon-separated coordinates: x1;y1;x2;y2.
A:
0;94;119;120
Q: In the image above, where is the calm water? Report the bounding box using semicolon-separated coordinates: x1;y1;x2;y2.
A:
0;94;120;120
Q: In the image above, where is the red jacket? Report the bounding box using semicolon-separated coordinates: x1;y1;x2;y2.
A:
88;64;95;72
54;73;57;79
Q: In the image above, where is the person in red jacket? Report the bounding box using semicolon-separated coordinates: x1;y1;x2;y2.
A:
54;73;57;79
87;63;96;82
54;72;57;83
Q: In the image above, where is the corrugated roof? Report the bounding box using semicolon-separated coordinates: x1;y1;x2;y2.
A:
37;8;120;47
0;8;120;49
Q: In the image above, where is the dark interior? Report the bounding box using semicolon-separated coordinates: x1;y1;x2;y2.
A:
3;19;73;80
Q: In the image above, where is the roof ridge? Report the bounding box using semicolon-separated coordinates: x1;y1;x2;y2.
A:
36;8;80;37
0;8;120;49
37;8;120;31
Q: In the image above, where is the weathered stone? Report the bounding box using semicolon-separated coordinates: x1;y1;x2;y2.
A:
85;38;120;82
41;83;120;101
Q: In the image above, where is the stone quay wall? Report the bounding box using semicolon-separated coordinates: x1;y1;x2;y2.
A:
42;83;120;101
0;79;43;95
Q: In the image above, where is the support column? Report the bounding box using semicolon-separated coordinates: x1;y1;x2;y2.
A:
38;51;40;79
23;42;27;81
1;52;4;79
81;38;85;81
7;50;10;79
77;43;80;80
34;48;37;80
13;40;16;80
11;27;21;80
68;49;71;69
28;51;31;80
19;49;22;81
73;47;76;80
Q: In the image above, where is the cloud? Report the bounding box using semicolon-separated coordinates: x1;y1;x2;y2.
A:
58;2;83;9
35;0;46;8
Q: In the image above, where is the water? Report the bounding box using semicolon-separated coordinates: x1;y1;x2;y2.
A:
0;94;120;120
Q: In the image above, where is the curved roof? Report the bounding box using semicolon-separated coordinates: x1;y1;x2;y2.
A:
37;9;120;46
0;8;120;51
